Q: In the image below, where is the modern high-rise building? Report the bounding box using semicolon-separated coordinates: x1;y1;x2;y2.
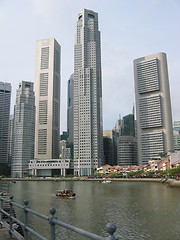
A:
34;38;61;160
134;52;174;164
7;114;14;166
73;9;103;176
117;113;137;166
173;121;180;151
121;113;135;137
103;130;113;166
0;82;11;167
117;136;137;166
67;74;73;144
11;81;35;178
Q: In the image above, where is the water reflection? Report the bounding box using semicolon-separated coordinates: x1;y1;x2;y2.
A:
1;181;179;240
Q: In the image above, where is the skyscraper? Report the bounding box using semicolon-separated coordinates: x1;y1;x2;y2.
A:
0;82;11;167
117;113;137;166
103;130;113;165
12;81;35;177
34;38;61;160
7;114;14;166
134;52;174;164
73;9;103;176
121;113;135;137
67;74;73;145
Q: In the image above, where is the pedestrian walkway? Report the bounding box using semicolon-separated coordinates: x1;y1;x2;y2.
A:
0;227;11;239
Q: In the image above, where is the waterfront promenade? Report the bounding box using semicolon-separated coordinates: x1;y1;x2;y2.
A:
1;177;180;187
0;227;10;240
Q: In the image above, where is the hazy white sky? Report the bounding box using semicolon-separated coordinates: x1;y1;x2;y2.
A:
0;0;180;133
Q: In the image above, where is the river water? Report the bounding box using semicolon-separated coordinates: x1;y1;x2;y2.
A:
1;180;180;240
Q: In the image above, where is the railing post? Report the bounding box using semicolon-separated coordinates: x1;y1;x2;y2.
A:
9;195;14;238
105;223;119;240
23;200;29;240
0;193;3;226
49;208;57;240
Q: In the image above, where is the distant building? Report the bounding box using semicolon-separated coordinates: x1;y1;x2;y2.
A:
134;52;174;164
121;114;135;137
112;118;122;165
12;81;35;178
59;140;71;159
67;74;73;144
117;136;137;166
60;131;68;141
173;121;180;131
7;115;14;166
73;9;103;176
29;159;70;177
117;112;137;165
173;121;180;151
103;130;113;166
173;129;180;151
34;38;61;160
0;82;11;167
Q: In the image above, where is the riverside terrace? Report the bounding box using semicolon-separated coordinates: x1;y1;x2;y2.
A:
0;193;119;240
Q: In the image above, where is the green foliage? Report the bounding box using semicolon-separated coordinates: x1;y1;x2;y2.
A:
109;172;123;178
94;172;102;177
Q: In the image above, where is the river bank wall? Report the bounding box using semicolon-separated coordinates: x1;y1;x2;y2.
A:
1;177;180;187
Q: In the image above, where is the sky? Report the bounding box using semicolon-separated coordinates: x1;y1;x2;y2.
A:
0;0;180;133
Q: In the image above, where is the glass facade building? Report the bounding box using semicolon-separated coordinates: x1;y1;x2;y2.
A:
73;9;103;176
0;82;11;165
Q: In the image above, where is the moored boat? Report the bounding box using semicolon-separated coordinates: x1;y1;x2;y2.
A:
55;189;76;198
101;180;112;184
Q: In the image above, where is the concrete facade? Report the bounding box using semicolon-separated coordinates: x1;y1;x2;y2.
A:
29;159;70;177
73;9;103;176
134;52;174;164
34;38;61;160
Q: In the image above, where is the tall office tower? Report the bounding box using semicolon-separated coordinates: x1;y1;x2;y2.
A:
134;52;174;164
12;81;35;178
73;9;103;176
7;115;14;166
67;74;73;145
0;82;11;168
35;38;61;160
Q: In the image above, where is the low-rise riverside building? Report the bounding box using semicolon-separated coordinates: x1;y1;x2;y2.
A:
28;159;71;177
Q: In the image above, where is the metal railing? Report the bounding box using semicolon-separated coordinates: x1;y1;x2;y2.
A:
0;193;119;240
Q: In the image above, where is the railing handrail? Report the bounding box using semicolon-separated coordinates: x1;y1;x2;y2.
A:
0;193;119;240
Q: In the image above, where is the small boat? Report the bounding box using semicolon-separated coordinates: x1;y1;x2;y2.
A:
101;180;112;184
55;189;76;198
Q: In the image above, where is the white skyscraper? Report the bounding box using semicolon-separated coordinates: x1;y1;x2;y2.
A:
73;9;103;176
12;81;35;177
0;82;11;166
35;38;61;160
134;52;174;164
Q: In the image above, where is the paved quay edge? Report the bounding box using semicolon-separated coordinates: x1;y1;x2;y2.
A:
1;177;180;187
